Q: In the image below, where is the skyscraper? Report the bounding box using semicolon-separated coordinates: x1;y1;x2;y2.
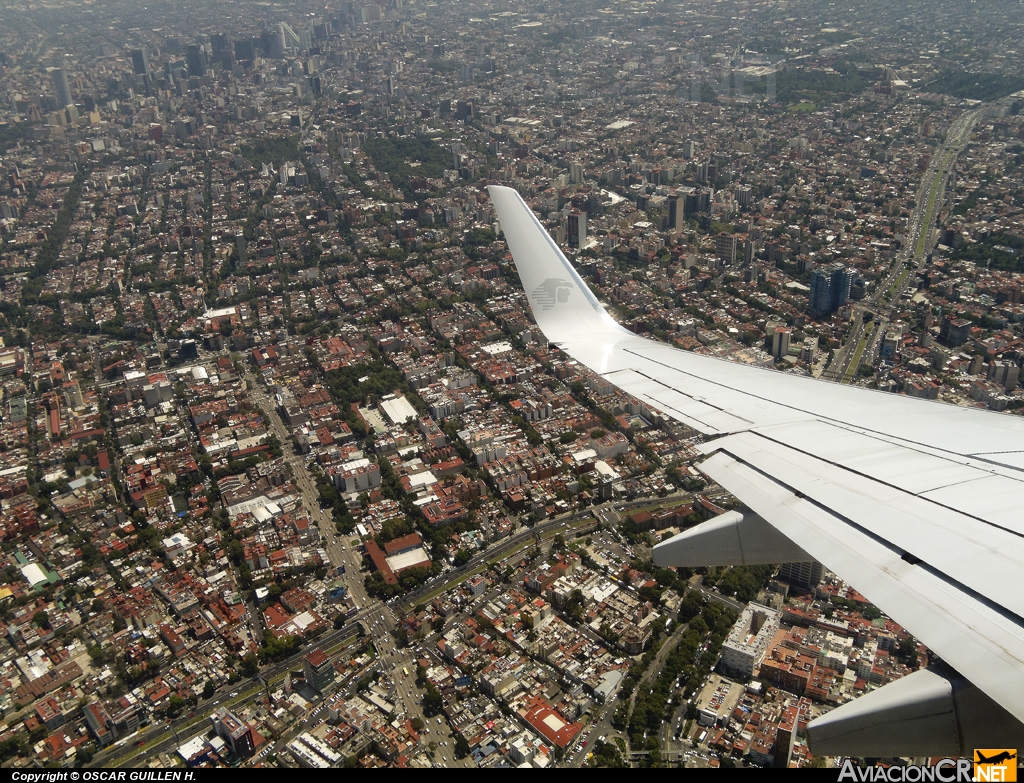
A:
567;210;586;248
668;191;685;230
234;38;257;61
185;44;207;78
808;263;852;317
210;34;233;69
51;67;72;108
303;649;335;692
130;48;150;76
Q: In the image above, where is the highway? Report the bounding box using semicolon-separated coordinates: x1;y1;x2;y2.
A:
822;107;981;384
243;366;369;607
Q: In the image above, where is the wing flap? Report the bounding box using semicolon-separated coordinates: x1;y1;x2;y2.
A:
700;450;1024;726
701;427;1024;621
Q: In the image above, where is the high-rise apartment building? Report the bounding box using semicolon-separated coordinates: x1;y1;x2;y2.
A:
777;560;825;589
715;232;737;265
808;263;852;317
772;327;791;361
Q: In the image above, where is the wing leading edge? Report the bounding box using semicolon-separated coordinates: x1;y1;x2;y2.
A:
488;184;1024;752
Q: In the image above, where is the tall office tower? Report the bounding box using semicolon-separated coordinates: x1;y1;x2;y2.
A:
259;29;278;57
777;560;825;589
682;140;695;159
684;187;711;215
210;34;233;69
668;191;686;230
939;314;971;347
567;210;587;248
235;233;247;265
808;263;852;317
303;649;336;692
742;238;755;265
696;160;709;183
276;22;302;57
234;38;256;61
808;267;834;317
715;232;737;265
130;48;150;75
185;44;207;77
52;67;72;108
569;161;584;185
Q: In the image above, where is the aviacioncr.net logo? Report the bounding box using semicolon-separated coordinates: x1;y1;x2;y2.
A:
533;278;574;310
974;750;1017;782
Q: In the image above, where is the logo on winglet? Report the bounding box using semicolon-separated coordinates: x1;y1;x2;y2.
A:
533;278;574;310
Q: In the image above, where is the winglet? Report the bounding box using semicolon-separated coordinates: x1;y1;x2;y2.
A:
488;185;628;345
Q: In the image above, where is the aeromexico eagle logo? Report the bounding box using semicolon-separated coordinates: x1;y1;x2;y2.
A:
533;278;574;310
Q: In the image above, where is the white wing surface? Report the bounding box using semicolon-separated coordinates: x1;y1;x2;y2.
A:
489;184;1024;754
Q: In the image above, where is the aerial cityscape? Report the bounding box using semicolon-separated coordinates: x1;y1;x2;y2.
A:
0;0;1022;770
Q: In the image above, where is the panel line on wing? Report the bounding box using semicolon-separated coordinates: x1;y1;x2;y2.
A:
703;448;1024;635
605;367;756;424
621;343;1024;476
738;428;1024;542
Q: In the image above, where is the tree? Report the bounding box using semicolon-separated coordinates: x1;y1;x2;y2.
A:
564;589;586;622
422;685;443;717
454;733;471;759
240;653;259;677
167;694;186;717
202;680;216;699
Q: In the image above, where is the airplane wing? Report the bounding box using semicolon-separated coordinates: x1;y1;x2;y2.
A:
488;184;1024;756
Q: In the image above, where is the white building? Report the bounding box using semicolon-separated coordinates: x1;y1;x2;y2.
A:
718;603;781;678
